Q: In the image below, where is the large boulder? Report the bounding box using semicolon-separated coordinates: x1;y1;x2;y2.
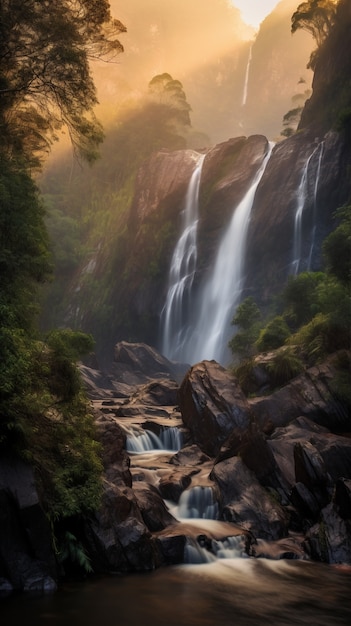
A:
111;341;189;385
250;356;350;433
0;457;57;594
211;456;289;541
178;360;253;456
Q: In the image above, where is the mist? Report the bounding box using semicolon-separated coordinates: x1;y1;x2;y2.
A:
90;0;314;144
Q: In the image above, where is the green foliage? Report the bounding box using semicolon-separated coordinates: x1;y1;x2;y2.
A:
291;1;337;52
323;206;351;284
264;348;304;388
228;297;261;360
58;532;93;574
256;316;291;352
0;0;126;164
283;271;326;328
45;329;95;401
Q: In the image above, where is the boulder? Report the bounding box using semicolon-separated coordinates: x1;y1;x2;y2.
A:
0;456;57;593
178;360;252;456
133;483;177;532
305;503;351;564
250;357;350;433
111;341;189;385
211;456;289;541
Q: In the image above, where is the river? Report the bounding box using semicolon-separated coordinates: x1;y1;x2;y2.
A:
1;559;351;626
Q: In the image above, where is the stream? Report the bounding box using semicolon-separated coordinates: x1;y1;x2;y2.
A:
1;560;351;625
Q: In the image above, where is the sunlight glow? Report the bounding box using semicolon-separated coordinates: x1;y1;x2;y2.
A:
231;0;280;28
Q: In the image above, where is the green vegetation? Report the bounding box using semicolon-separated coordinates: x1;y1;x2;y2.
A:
229;206;351;392
292;1;351;134
40;75;195;350
0;0;126;573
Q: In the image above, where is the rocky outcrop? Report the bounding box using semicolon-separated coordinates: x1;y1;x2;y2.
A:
0;457;57;595
245;129;351;305
178;360;253;456
111;341;189;385
249;355;350;433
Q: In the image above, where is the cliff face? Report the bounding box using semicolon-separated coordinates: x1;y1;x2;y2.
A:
63;125;350;364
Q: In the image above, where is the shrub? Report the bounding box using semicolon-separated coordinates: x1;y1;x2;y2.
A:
256;316;291;352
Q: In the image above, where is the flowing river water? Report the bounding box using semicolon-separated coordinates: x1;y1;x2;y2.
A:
2;560;351;626
2;422;351;624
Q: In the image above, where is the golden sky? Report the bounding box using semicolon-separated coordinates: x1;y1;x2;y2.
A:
231;0;280;27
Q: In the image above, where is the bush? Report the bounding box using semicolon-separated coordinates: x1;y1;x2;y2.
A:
256;316;291;352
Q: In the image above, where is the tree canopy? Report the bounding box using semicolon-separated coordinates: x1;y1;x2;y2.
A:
0;0;126;164
291;0;338;48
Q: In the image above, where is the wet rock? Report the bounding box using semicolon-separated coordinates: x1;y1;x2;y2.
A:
0;457;58;593
170;444;212;467
294;441;329;507
250;356;350;433
178;360;252;456
211;456;289;541
305;503;351;564
133;483;177;531
111;341;189;385
334;479;351;520
95;413;132;488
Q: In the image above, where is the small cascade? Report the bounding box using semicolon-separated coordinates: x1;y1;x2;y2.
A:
161;153;205;361
125;426;182;453
186;141;274;364
241;44;252;107
184;534;247;564
212;536;247;559
125;427;163;453
184;539;217;564
174;486;219;520
291;141;324;275
159;426;183;451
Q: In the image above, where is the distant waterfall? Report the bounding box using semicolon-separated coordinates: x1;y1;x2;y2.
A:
307;141;324;270
291;141;324;275
186;141;274;365
161;153;205;360
241;44;252;107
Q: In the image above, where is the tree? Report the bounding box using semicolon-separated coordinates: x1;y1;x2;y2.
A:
148;73;192;128
291;1;338;48
0;0;126;164
228;297;261;360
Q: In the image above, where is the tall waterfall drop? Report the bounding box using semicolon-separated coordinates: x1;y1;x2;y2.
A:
186;141;274;365
291;141;324;275
241;44;252;107
161;153;205;361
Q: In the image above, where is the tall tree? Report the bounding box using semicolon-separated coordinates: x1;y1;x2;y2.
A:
0;0;126;164
291;1;338;64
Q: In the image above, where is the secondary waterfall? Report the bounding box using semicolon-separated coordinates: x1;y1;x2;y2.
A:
291;141;324;275
186;141;274;364
241;44;252;107
161;153;205;360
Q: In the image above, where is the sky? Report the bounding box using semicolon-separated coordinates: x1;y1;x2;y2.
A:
231;0;280;28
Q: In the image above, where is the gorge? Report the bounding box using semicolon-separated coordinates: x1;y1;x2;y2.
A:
1;2;351;624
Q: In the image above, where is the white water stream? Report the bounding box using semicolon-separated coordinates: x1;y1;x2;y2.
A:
241;44;252;107
291;141;324;275
161;153;205;361
185;141;275;365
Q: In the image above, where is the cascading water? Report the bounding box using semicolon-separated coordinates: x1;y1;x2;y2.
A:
161;153;205;361
174;486;219;520
184;141;274;365
125;426;182;453
291;141;324;275
241;44;252;107
307;141;324;270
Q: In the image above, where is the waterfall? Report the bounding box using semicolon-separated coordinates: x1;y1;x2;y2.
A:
173;486;219;520
125;426;182;453
185;141;274;365
291;141;324;275
307;141;324;270
161;153;205;360
241;44;252;107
